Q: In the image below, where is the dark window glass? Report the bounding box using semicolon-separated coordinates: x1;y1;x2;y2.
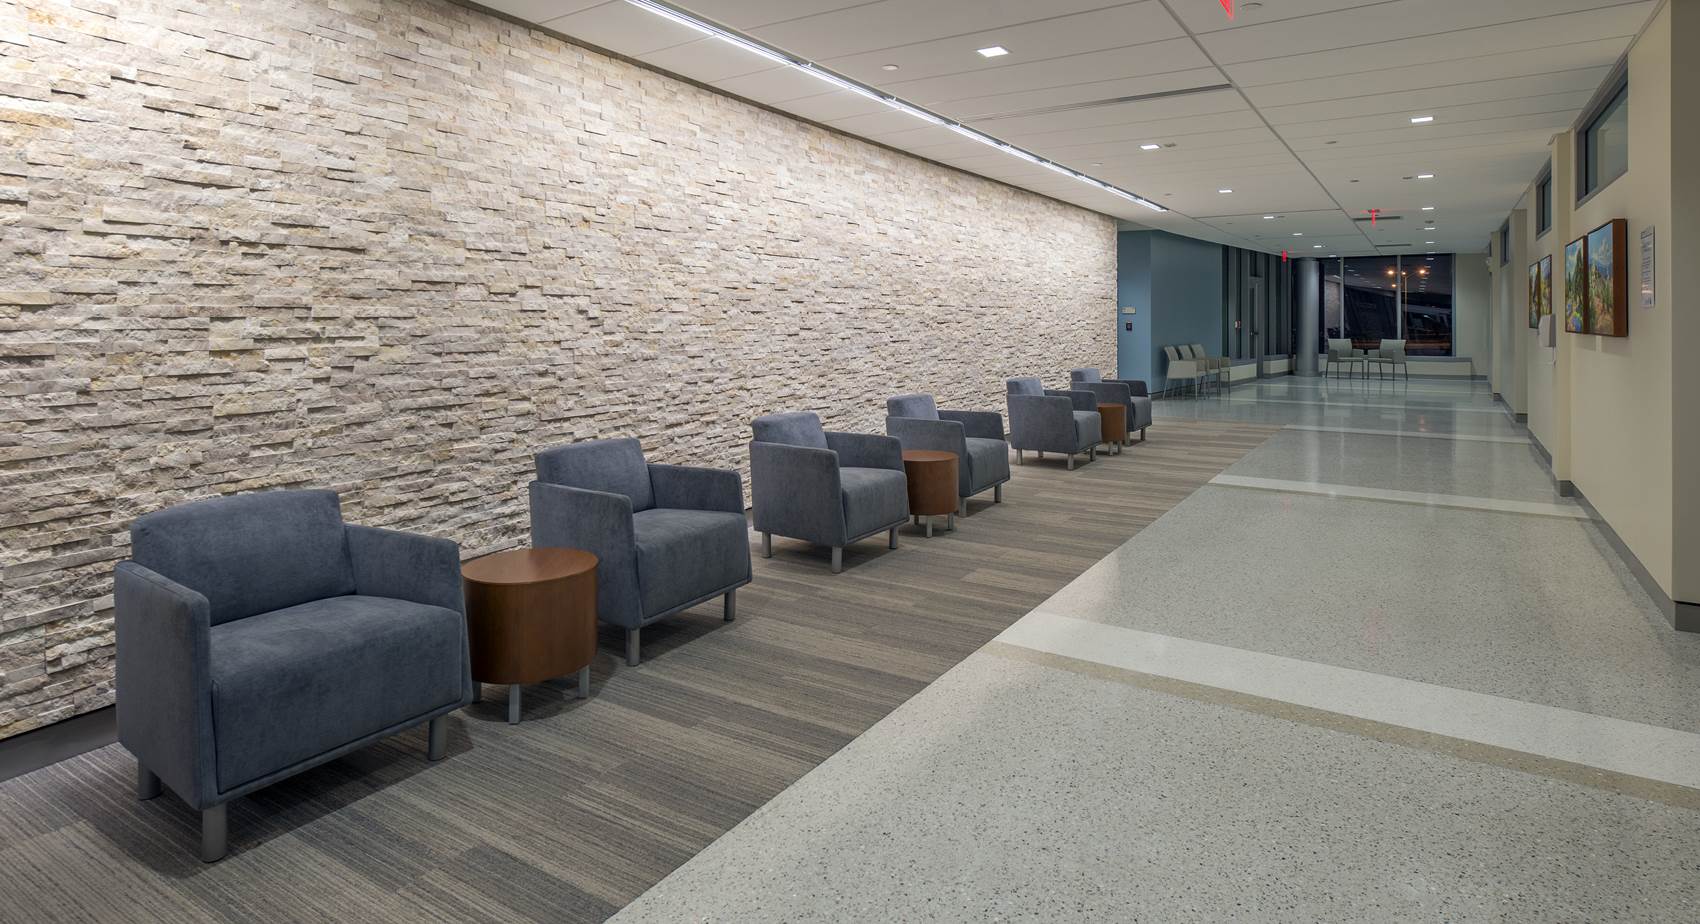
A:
1582;85;1628;196
1536;172;1552;235
1403;254;1454;357
1320;259;1343;355
1343;257;1400;351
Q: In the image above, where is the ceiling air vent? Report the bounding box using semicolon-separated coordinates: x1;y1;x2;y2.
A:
1352;215;1402;223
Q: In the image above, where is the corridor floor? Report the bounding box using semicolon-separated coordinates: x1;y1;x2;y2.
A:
615;377;1700;923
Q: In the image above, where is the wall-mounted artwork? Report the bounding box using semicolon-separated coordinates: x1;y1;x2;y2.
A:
1586;218;1628;337
1564;236;1587;334
1538;255;1554;346
1527;261;1541;328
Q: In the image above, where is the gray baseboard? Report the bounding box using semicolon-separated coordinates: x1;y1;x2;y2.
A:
1567;485;1691;632
0;705;115;784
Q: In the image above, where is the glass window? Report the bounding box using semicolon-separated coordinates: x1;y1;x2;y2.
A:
1582;84;1628;197
1498;225;1510;265
1343;256;1400;351
1536;170;1552;236
1403;254;1454;357
1320;259;1343;355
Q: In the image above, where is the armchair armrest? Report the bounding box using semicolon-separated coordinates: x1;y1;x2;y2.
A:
749;440;847;547
885;415;967;457
1075;381;1131;409
529;480;642;625
938;409;1005;441
1110;378;1149;397
115;561;216;808
1007;393;1076;450
1044;388;1097;413
649;463;744;514
825;430;904;471
346;524;465;616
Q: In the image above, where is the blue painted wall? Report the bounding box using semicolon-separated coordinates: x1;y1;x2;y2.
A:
1116;230;1225;387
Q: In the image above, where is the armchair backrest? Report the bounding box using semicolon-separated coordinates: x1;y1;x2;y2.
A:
886;394;940;420
752;411;828;449
131;489;355;626
1070;368;1102;383
1326;338;1354;360
1379;339;1407;361
1006;377;1044;396
1189;344;1210;358
535;437;654;512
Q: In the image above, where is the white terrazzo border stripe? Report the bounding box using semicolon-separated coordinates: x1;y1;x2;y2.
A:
996;612;1700;793
1208;474;1589;519
1217;397;1508;414
1283;424;1530;444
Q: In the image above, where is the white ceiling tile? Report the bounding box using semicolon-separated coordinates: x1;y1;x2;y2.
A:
543;1;705;56
745;0;1120;60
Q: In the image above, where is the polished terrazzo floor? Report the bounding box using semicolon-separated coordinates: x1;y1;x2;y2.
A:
615;376;1700;923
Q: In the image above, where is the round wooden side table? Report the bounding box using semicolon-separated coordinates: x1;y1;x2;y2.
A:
461;547;598;725
1097;403;1127;455
902;449;959;537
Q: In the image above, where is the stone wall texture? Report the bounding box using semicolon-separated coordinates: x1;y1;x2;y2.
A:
0;0;1116;738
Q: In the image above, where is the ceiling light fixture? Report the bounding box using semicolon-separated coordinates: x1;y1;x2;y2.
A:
1421;206;1435;211
881;64;899;71
977;45;1009;58
1262;215;1276;220
1293;232;1304;236
1417;173;1435;179
624;0;1164;211
1426;241;1436;244
1410;115;1434;123
1140;143;1162;151
1218;188;1233;194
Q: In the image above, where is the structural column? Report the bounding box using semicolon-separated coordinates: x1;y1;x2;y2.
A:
1295;257;1320;376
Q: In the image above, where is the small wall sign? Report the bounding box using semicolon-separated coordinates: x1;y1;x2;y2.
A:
1640;225;1655;309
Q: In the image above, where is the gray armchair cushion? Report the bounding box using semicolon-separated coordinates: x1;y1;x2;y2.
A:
648;463;744;514
825;430;904;471
749;440;844;548
131;490;354;627
632;508;751;618
840;467;909;539
209;594;465;792
752;411;829;449
887;394;940;420
535;437;654;512
530;480;642;627
1048;388;1098;413
1007;392;1092;455
347;524;466;616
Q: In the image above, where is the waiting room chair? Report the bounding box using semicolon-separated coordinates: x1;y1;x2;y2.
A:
1187;344;1232;390
885;393;1011;514
1070;368;1153;442
1162;346;1207;396
1325;338;1367;379
750;411;908;574
116;489;472;863
1005;377;1099;469
530;437;752;666
1369;339;1409;381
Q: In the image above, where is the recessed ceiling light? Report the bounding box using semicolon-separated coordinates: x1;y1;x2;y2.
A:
1218;188;1233;194
977;45;1009;58
1421;206;1435;211
1293;232;1304;236
881;64;899;71
1312;244;1323;248
1410;115;1435;124
1091;162;1103;167
1426;241;1436;244
1417;173;1435;179
1262;215;1276;220
1140;143;1162;151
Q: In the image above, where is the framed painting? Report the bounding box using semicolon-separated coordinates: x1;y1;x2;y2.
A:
1527;261;1541;328
1587;218;1628;336
1564;236;1588;334
1538;255;1552;323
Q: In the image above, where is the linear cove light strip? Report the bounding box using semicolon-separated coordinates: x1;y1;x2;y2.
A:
623;0;1165;212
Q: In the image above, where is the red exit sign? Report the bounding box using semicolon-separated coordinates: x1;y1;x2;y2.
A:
1220;0;1234;18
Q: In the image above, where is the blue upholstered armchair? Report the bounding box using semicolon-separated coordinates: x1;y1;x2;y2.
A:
530;438;751;667
750;411;909;574
1070;368;1154;443
116;489;472;863
1005;378;1100;469
885;394;1011;514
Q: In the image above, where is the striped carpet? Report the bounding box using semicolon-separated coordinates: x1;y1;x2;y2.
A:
0;419;1277;923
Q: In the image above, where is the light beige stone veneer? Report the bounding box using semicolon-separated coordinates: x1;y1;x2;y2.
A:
0;0;1116;738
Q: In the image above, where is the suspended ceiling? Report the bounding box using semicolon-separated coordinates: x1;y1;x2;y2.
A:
481;0;1657;256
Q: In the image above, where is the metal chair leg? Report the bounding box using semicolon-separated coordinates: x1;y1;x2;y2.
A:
625;628;640;666
830;546;843;573
994;484;1003;503
1066;454;1075;471
201;804;227;863
1015;449;1024;465
761;531;772;558
958;498;967;518
723;589;736;622
888;526;898;549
